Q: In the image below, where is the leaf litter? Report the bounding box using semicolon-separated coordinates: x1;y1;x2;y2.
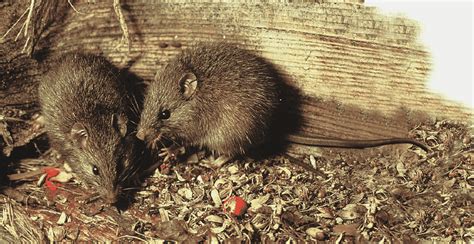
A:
0;119;472;242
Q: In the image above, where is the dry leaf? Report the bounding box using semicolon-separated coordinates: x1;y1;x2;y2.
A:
228;165;239;175
210;220;229;234
56;212;67;225
396;161;407;177
205;215;223;223
306;227;325;240
317;207;334;219
249;194;270;211
159;208;170;222
333;223;359;236
339;204;361;220
178;188;193;200
211;189;221;207
50;171;73;183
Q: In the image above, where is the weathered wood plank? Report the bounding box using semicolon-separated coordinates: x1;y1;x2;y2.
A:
1;1;471;156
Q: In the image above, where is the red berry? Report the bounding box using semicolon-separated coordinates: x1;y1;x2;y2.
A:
223;196;248;216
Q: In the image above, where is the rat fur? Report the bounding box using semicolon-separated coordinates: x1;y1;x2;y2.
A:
137;43;280;157
38;53;141;204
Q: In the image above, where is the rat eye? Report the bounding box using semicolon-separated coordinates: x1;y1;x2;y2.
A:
158;110;171;120
92;165;99;175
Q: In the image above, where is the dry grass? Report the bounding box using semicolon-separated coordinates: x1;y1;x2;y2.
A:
0;199;44;243
1;0;130;54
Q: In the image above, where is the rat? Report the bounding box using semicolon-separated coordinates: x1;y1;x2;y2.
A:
38;53;141;204
136;43;428;164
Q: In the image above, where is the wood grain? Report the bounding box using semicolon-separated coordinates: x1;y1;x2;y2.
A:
1;0;471;156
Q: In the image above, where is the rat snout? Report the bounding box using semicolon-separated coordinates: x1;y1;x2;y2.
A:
103;189;120;204
136;128;148;141
136;128;159;142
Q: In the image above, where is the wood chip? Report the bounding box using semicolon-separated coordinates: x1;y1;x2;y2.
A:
57;212;68;225
211;189;221;207
205;215;223;223
333;223;359;236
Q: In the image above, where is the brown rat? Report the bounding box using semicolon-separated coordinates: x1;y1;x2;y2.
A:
136;43;428;162
38;53;141;204
137;43;280;160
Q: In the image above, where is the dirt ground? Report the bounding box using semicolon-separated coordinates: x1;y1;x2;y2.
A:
0;118;472;243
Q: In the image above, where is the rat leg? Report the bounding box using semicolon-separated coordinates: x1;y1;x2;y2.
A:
200;155;231;168
159;145;185;162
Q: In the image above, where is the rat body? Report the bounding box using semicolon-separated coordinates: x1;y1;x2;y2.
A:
137;43;280;157
137;43;427;161
38;53;140;204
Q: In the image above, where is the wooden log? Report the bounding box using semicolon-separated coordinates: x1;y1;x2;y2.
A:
0;0;471;157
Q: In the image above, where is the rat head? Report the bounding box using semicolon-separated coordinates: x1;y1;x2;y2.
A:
137;56;200;147
68;113;132;204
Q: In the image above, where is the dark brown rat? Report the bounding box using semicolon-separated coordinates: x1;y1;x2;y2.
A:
136;43;428;162
38;53;140;204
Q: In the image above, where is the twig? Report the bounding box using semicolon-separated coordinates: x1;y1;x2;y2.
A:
117;235;147;242
14;20;27;41
0;7;29;41
67;0;83;14
21;35;30;53
24;0;36;37
0;115;26;123
7;168;45;181
1;188;45;206
113;0;130;52
284;154;328;179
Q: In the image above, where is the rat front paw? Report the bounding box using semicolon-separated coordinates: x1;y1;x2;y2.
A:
31;113;46;131
158;145;185;162
200;155;231;169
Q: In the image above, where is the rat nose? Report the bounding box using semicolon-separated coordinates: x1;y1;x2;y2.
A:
137;128;156;142
103;191;119;204
102;185;122;205
136;129;146;141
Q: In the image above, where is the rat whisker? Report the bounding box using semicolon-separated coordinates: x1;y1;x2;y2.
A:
148;134;167;150
148;138;158;149
122;186;142;191
129;95;142;116
157;138;167;149
160;134;181;147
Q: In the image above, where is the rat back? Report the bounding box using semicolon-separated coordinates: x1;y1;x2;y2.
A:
187;44;280;154
39;54;128;143
141;43;280;156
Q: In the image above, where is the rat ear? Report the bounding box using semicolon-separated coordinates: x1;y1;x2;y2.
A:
113;113;128;137
179;72;198;100
70;122;88;149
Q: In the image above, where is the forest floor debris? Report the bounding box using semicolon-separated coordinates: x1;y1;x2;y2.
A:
0;120;472;242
